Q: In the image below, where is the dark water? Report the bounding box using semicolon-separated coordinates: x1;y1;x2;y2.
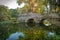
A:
0;23;60;40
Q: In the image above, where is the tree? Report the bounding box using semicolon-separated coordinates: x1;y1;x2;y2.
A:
0;5;11;40
48;0;60;13
10;9;20;22
10;9;19;17
0;5;11;22
17;0;47;14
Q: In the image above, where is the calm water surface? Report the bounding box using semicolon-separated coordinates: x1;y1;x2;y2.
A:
0;23;60;40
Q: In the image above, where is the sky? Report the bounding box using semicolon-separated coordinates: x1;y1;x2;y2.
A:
0;0;25;9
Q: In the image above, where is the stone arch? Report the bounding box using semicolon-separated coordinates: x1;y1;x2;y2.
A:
25;18;36;27
39;18;46;26
27;18;35;23
25;18;35;23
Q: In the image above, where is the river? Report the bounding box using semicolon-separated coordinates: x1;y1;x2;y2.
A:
0;23;60;40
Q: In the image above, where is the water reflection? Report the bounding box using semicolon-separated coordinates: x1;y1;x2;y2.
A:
48;32;55;37
7;32;25;40
1;22;60;40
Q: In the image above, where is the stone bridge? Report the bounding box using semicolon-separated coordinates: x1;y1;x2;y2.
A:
17;12;44;23
17;12;60;26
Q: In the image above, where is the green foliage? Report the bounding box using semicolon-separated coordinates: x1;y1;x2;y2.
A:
21;29;60;40
0;26;9;40
10;9;19;17
0;5;11;22
17;0;47;14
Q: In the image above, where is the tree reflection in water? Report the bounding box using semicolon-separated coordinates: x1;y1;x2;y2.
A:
0;22;60;40
6;32;25;40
